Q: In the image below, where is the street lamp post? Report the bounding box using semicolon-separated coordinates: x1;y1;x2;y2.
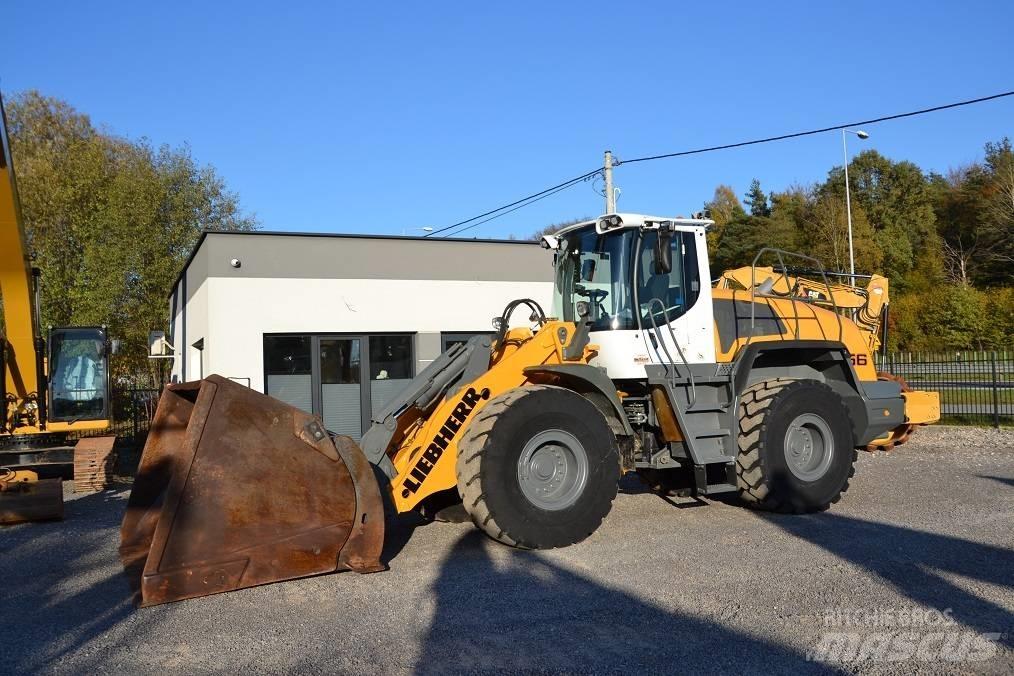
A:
842;128;869;286
404;226;434;236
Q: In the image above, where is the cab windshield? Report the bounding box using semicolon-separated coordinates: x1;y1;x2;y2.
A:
553;226;637;331
49;327;108;421
553;224;702;331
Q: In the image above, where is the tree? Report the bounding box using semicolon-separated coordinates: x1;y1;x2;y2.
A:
928;139;1014;288
981;138;1014;284
7;90;257;384
744;179;771;217
704;184;746;225
703;185;747;258
801;189;882;275
529;216;591;240
931;166;989;287
832;150;942;291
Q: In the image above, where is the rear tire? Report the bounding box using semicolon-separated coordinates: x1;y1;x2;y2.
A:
456;385;620;548
736;378;857;513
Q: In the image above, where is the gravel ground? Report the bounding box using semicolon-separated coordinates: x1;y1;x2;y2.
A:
1;425;1012;675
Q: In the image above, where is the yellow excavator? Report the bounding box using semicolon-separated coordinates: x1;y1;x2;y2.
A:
0;93;116;524
121;212;939;606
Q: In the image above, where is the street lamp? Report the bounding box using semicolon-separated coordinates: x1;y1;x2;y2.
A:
842;129;869;286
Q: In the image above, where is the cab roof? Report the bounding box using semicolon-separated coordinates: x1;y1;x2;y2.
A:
553;213;715;237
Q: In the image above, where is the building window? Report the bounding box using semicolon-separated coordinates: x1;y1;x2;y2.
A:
264;333;414;439
369;335;413;416
441;332;494;352
264;335;313;414
320;337;362;439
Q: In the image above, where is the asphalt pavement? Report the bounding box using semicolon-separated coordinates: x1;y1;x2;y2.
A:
1;426;1012;675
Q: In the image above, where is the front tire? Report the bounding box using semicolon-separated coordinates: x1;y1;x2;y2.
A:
455;385;620;548
736;378;857;513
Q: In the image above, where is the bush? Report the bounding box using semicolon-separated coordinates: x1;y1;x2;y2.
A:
890;285;1012;351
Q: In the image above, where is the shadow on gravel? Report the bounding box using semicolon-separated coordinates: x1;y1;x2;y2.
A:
413;530;818;675
766;512;1014;640
978;475;1014;489
0;485;146;673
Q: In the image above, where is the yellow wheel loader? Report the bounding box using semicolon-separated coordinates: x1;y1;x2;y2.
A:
714;265;922;450
122;213;939;606
1;94;116;524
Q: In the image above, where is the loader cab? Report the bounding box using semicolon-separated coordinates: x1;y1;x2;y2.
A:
548;214;716;379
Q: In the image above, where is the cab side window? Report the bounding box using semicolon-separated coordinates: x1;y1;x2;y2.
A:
638;231;701;326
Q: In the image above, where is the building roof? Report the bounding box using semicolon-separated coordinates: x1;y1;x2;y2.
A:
171;228;544;296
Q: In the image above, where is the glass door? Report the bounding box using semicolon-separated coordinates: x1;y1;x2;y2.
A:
319;337;363;440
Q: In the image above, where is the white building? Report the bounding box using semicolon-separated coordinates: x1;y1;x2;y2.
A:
167;230;554;439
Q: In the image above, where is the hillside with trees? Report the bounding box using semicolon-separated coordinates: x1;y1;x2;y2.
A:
703;143;1012;351
5;91;257;384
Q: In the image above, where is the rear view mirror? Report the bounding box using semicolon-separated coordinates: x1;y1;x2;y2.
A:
654;229;672;274
581;258;596;282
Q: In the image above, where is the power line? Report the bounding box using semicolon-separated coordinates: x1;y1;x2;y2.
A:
430;89;1014;237
617;90;1014;165
440;178;590;237
424;168;601;237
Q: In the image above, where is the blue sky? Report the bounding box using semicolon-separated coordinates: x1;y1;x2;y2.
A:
6;1;1014;238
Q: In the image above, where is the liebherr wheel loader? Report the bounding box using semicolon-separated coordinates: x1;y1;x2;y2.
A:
121;213;940;606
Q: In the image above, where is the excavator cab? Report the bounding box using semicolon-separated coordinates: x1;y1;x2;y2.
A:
47;327;110;423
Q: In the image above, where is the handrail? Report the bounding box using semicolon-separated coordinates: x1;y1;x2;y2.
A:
747;248;843;350
645;297;697;408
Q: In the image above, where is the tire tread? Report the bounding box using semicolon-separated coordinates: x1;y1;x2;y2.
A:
735;378;857;513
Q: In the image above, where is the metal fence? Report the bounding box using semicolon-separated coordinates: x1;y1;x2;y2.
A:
876;351;1013;428
100;351;1012;447
109;387;161;445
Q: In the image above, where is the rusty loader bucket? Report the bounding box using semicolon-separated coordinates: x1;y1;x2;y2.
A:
120;375;385;607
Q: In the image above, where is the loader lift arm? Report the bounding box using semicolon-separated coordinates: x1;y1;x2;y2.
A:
359;334;493;478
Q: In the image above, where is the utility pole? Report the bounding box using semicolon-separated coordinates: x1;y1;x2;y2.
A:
604;150;615;214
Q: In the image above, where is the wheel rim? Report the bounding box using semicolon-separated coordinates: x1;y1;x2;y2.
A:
516;429;589;511
783;413;835;482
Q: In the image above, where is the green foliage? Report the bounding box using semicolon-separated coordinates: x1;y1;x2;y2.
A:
690;143;1011;351
743;179;770;217
703;185;747;260
7;90;257;384
925;139;1012;291
890;285;1012;352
